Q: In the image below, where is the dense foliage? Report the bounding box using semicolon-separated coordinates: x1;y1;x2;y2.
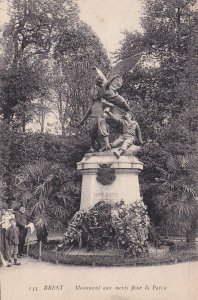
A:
115;0;198;238
0;121;89;227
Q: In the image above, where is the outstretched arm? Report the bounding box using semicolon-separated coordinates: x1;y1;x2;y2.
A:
101;99;115;108
106;111;121;122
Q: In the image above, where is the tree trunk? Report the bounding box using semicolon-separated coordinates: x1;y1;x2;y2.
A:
61;122;66;137
40;109;45;134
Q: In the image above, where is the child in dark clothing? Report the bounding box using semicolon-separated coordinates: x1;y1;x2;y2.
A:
5;219;21;267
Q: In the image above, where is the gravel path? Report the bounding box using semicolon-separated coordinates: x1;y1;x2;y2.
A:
0;257;197;300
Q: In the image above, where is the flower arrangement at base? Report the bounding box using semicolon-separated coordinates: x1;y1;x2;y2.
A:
61;199;150;256
112;199;150;255
62;211;87;247
86;201;113;251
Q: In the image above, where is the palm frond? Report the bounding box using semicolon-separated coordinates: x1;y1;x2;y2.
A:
166;155;178;173
171;199;197;218
34;212;53;230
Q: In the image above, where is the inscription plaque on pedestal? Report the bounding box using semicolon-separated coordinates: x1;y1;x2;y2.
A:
77;150;143;211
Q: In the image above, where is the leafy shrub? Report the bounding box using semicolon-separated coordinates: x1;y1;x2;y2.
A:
14;158;81;231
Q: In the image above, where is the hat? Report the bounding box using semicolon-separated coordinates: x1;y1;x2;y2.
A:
9;218;16;222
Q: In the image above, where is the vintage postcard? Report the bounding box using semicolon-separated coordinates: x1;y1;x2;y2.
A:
0;0;197;300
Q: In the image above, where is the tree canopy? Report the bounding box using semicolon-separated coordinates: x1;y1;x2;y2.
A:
0;0;109;134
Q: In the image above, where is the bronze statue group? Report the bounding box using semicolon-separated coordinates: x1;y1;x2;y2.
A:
80;53;144;157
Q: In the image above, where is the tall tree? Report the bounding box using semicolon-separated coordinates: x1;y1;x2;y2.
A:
116;0;198;239
50;21;110;136
0;0;79;130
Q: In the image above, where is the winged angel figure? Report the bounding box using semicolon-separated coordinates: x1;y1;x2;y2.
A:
92;53;141;112
80;53;142;152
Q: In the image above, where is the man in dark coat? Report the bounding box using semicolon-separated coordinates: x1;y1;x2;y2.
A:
15;206;29;256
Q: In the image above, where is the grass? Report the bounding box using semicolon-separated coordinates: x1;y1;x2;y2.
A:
28;240;198;267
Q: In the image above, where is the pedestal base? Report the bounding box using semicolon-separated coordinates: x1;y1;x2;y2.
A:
77;149;143;211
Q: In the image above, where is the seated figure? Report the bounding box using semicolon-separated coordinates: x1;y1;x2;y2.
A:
106;110;143;158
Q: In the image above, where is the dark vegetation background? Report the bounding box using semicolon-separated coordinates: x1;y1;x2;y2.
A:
0;0;197;242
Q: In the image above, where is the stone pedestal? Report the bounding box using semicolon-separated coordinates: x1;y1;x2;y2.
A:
77;147;143;211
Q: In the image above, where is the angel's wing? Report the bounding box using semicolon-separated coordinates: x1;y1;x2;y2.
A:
107;53;142;91
94;67;108;85
109;76;123;91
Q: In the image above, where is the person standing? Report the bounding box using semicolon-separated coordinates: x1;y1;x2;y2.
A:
0;209;5;251
1;209;13;259
7;209;15;219
15;206;29;256
0;210;6;266
6;219;21;267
